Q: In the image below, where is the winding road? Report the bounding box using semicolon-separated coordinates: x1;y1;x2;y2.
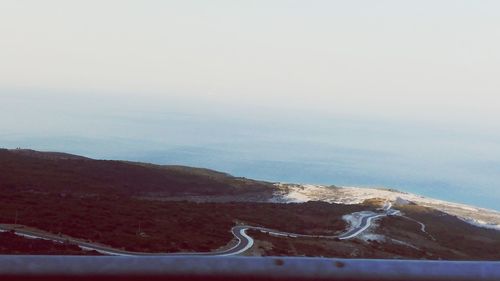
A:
0;225;255;257
0;202;396;256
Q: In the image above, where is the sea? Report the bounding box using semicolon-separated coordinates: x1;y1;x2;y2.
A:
2;93;499;211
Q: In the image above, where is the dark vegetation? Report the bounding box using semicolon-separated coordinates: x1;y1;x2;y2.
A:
0;231;100;255
0;149;367;252
230;197;500;260
0;190;363;252
0;149;274;197
250;229;437;259
0;190;362;252
250;206;500;260
376;205;500;260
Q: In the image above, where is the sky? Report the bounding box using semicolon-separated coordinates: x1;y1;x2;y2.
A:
1;1;500;209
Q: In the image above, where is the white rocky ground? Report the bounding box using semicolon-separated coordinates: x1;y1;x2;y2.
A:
272;183;500;231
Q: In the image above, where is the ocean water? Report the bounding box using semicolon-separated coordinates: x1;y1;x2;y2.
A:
2;93;499;211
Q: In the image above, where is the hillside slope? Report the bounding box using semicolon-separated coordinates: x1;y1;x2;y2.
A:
1;149;498;259
0;148;275;198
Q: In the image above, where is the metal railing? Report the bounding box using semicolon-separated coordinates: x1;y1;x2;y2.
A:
0;256;499;281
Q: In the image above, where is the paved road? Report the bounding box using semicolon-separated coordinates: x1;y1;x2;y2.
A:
0;225;253;257
337;213;387;240
256;202;395;240
0;202;395;256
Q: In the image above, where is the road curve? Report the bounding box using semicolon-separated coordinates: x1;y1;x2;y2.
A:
337;213;387;240
0;225;253;257
0;203;395;256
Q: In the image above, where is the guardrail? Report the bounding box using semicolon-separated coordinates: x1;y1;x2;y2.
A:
0;256;499;281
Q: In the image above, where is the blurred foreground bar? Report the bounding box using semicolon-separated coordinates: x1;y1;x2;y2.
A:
0;256;499;281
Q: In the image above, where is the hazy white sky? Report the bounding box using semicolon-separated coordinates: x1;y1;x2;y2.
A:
1;0;499;124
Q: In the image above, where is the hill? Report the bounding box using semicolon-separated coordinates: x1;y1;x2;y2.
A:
0;148;498;260
0;148;275;199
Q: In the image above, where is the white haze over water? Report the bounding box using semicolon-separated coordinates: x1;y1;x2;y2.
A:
1;1;500;210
